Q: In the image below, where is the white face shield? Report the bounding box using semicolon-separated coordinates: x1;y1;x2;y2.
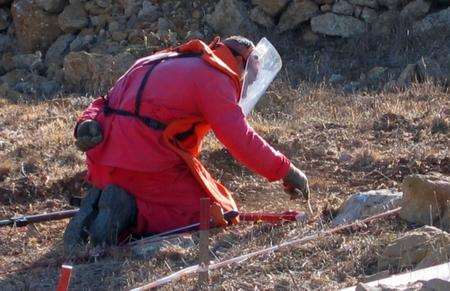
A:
239;38;282;116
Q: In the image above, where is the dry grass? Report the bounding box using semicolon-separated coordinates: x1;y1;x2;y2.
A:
0;78;448;290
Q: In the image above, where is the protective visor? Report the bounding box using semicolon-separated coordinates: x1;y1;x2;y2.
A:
239;38;282;116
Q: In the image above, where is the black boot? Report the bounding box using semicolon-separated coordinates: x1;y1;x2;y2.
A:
63;187;101;253
89;184;137;246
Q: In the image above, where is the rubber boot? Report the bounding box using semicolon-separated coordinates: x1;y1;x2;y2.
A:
63;187;101;253
89;184;137;246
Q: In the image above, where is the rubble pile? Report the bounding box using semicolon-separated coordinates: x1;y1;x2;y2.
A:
0;0;449;98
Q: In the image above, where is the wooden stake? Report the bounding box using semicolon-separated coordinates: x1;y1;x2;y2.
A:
198;198;210;289
56;264;73;291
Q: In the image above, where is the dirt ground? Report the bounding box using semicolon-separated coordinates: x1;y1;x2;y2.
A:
0;73;448;289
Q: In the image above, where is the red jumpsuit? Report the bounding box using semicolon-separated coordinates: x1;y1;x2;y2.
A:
78;54;291;234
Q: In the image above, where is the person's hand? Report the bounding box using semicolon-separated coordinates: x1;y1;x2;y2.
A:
75;120;103;152
282;164;310;200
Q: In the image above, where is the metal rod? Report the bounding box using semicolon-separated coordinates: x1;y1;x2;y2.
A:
198;198;211;289
130;207;402;290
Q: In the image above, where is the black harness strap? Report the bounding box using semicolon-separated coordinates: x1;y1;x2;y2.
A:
103;53;200;134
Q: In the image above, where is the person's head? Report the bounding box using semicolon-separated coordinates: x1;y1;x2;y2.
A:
223;36;255;74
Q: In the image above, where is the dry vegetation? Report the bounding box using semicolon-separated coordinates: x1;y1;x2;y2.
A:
0;76;448;289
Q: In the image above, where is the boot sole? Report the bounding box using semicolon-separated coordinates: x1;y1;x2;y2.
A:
63;188;101;252
90;185;136;246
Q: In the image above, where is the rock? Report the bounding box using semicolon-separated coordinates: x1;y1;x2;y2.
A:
311;13;366;37
277;0;319;32
361;7;377;24
348;0;377;8
0;34;11;53
0;51;14;72
252;0;289;16
332;0;353;16
36;0;66;13
400;0;431;22
250;6;274;28
58;3;89;33
343;81;361;92
12;51;43;72
95;0;110;9
0;8;8;31
131;235;195;258
124;0;141;18
378;226;450;271
84;1;106;15
11;0;62;53
46;34;76;65
39;80;61;96
137;1;160;23
63;51;114;92
330;73;345;84
206;0;256;36
416;57;444;83
0;82;21;101
70;34;94;51
111;31;127;42
400;174;450;227
397;63;418;85
0;69;28;87
302;28;319;44
90;15;108;29
372;10;399;35
111;51;136;80
320;4;332;12
377;0;400;10
185;30;204;40
367;66;387;82
413;7;450;34
332;189;402;226
0;0;13;6
353;5;363;18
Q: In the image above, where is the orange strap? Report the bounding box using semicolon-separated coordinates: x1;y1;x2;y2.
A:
163;117;239;226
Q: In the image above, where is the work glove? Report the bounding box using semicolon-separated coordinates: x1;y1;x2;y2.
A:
75;120;103;152
282;164;310;201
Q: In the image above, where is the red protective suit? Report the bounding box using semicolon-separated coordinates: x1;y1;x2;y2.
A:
77;40;291;234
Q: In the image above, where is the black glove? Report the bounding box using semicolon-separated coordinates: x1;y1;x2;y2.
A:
282;164;310;200
75;120;103;152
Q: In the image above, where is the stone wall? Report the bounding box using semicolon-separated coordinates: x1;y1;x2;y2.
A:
0;0;449;98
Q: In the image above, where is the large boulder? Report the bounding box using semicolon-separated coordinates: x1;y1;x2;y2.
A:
251;0;289;16
277;0;319;32
378;226;450;271
58;3;89;33
206;0;256;36
45;34;76;66
400;0;431;22
413;7;450;34
36;0;66;13
400;174;450;228
311;13;366;37
11;0;62;53
332;189;402;226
